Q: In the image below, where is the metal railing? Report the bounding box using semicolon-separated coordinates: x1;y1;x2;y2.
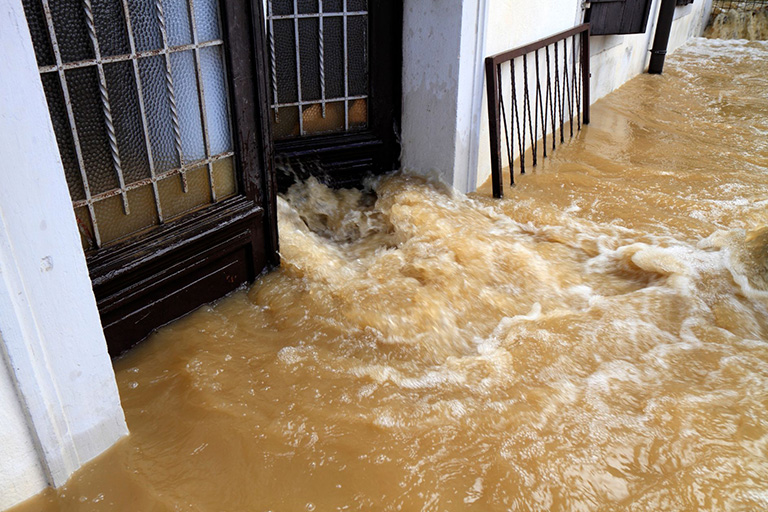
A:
485;24;590;198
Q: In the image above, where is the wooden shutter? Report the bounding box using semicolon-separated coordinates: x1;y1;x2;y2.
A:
589;0;654;35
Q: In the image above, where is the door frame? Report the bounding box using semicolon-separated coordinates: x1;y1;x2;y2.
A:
86;0;278;356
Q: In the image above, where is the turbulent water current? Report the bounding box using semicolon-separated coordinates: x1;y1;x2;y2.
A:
12;38;768;511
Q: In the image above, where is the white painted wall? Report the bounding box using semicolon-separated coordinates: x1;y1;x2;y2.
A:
0;0;128;509
400;0;714;192
400;0;489;191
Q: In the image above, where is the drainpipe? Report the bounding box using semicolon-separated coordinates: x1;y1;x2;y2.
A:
648;0;677;74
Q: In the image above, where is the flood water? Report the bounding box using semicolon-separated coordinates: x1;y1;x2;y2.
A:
12;38;768;511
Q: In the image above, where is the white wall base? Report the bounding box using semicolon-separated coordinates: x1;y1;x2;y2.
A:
0;0;128;509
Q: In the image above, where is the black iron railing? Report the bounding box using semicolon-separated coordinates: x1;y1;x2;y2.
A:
485;24;590;198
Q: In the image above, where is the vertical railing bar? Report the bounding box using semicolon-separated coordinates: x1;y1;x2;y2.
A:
564;36;573;138
293;0;304;135
319;0;326;118
511;59;524;176
41;0;102;248
523;53;535;168
83;0;131;215
546;44;555;153
155;0;188;192
343;0;349;131
582;28;590;125
119;0;164;222
535;48;547;159
485;57;503;198
574;34;580;130
268;1;279;123
187;0;216;202
555;40;563;144
498;66;512;186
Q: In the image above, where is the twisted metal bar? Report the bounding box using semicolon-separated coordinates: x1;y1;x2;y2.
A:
268;1;279;123
319;0;326;117
155;0;188;192
84;0;130;214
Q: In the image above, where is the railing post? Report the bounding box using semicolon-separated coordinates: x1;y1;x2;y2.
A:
581;27;590;125
485;57;503;198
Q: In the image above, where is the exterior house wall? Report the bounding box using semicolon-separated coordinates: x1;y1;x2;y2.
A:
0;0;128;509
401;0;714;192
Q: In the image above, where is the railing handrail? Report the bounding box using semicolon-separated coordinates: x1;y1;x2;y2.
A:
486;23;591;65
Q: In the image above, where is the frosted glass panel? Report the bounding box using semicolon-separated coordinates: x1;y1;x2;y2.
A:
138;55;181;172
200;46;232;155
158;166;210;219
194;0;221;42
93;184;159;244
212;157;237;199
104;61;151;184
170;50;206;163
163;0;193;47
26;0;237;249
67;66;120;195
127;0;162;52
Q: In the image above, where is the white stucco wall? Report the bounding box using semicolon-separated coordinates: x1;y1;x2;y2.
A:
0;0;128;509
0;339;48;510
400;0;714;192
401;0;489;191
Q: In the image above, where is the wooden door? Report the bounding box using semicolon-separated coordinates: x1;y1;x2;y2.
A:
22;0;278;355
265;0;402;189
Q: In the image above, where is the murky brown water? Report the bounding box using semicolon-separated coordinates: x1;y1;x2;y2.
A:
12;38;768;512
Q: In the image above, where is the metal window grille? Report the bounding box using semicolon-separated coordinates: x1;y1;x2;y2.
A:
22;0;237;249
266;0;369;139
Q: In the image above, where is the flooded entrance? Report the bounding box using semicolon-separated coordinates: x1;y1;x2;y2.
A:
12;38;768;511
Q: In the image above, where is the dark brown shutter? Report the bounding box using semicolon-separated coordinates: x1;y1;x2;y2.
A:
589;0;654;35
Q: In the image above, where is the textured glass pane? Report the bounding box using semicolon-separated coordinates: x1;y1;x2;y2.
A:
22;0;54;66
302;101;343;135
200;46;232;155
193;0;221;42
271;0;293;16
127;0;162;51
347;15;367;96
271;106;300;139
41;73;86;202
93;0;130;57
212;157;236;199
104;61;151;184
348;0;367;11
93;185;159;244
324;0;342;13
66;66;120;195
349;97;367;129
74;206;95;250
323;16;344;98
299;17;321;101
274;18;297;103
163;0;192;46
138;55;180;172
158;166;210;219
297;0;317;14
170;50;205;162
50;0;94;63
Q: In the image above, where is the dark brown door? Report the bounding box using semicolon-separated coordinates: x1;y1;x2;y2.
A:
22;0;278;355
265;0;402;189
